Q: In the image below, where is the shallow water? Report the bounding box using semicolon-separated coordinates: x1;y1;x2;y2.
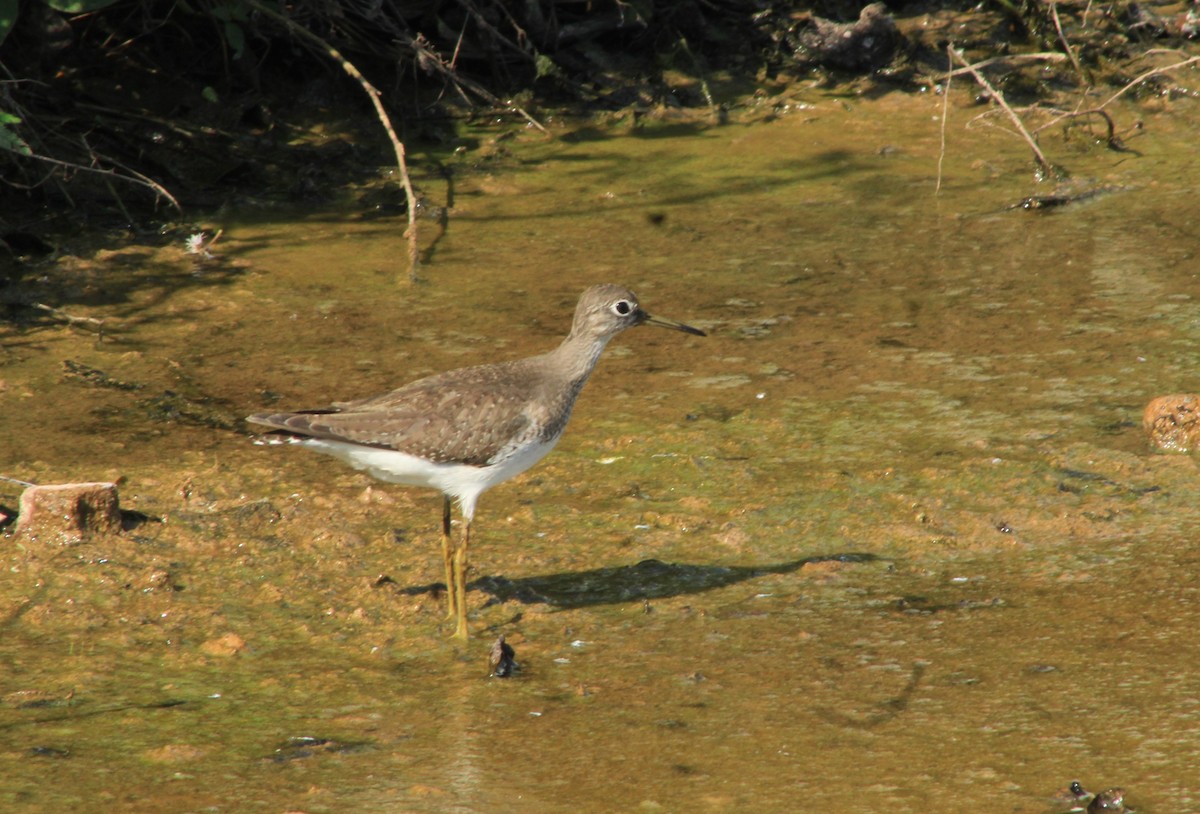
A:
3;87;1200;812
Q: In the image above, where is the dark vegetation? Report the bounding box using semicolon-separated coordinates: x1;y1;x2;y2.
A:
0;0;1198;235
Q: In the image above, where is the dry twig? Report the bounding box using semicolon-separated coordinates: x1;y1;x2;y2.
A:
1031;55;1200;146
9;151;181;213
947;46;1054;178
938;52;1068;79
32;303;107;332
1049;2;1088;86
242;0;422;282
1096;54;1200;110
404;33;549;135
936;65;951;195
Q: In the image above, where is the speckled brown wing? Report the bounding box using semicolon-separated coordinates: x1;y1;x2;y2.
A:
248;359;550;466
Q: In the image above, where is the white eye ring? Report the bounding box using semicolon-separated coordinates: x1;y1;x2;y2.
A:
613;300;633;316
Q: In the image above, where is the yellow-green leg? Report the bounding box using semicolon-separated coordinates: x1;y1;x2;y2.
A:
441;496;457;621
452;518;471;640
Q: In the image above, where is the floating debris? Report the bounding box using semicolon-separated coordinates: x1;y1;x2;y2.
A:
268;736;372;763
1053;781;1134;814
489;635;518;678
4;688;76;709
27;746;70;759
185;228;223;260
62;359;144;391
1088;788;1131;813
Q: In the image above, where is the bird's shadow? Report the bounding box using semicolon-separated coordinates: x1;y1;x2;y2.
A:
397;553;883;610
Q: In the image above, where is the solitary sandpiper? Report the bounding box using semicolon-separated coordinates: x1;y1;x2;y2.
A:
247;284;705;639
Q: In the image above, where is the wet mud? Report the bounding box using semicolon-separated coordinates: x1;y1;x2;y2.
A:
3;88;1200;811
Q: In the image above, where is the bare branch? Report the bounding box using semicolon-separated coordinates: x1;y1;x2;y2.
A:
1096;54;1200;110
32;303;107;331
242;0;422;282
1029;55;1200;145
1;149;181;212
1049;2;1088;86
935;52;1068;80
947;46;1054;178
405;33;549;135
936;62;951;195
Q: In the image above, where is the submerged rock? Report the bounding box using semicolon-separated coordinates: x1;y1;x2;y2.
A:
1051;781;1133;814
1052;780;1090;810
1088;788;1130;813
200;632;247;657
1143;393;1200;452
15;482;123;542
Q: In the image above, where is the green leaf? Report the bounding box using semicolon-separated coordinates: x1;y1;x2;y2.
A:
0;115;32;156
223;20;244;59
210;2;248;23
0;0;19;47
43;0;123;13
534;54;562;80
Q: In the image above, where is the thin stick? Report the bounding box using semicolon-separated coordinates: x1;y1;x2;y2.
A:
1032;55;1200;138
947;47;1053;177
1031;106;1117;143
13;151;181;212
936;53;951;195
32;303;106;330
1095;54;1200;110
405;33;549;135
1049;1;1088;86
936;52;1067;80
242;0;421;281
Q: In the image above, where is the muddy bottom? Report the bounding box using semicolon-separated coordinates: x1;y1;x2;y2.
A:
3;87;1199;812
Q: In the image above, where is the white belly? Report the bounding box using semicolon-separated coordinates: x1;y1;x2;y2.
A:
296;436;558;520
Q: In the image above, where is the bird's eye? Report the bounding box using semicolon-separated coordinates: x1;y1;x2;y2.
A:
613;300;633;315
